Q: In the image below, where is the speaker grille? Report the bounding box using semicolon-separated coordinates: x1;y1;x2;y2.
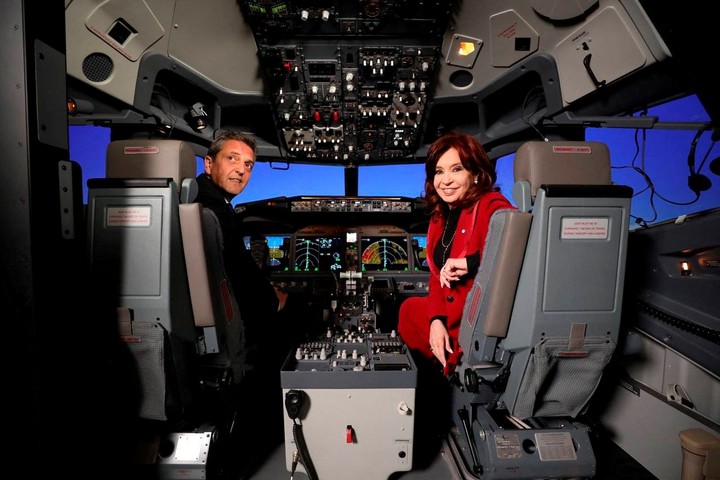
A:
82;53;113;82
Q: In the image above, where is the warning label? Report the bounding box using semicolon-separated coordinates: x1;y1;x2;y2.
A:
494;433;522;459
536;432;577;461
106;206;152;227
552;145;592;154
123;146;160;154
561;217;608;239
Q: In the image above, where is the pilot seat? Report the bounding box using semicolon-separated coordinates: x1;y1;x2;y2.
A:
445;140;633;479
86;139;247;478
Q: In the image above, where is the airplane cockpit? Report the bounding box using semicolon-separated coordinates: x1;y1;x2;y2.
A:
4;1;720;479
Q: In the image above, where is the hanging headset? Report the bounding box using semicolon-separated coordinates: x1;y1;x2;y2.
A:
687;122;713;194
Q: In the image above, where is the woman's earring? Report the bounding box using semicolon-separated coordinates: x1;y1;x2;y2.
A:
474;177;478;184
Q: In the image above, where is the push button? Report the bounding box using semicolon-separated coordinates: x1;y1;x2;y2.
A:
447;295;454;302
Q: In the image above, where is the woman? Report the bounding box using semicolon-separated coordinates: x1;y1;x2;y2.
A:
398;132;514;376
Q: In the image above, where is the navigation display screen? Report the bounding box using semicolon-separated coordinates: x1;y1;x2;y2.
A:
360;236;409;272
294;235;344;272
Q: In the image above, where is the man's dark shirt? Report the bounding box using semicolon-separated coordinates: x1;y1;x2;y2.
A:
194;173;279;356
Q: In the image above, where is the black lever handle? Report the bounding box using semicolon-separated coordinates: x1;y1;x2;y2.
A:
457;406;482;475
583;53;606;88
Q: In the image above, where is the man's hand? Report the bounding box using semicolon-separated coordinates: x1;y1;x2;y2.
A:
275;287;288;311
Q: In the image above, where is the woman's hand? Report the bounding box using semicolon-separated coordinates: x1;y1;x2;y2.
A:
440;257;469;288
429;319;454;367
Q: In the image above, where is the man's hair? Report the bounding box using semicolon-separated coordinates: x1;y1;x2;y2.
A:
207;130;257;158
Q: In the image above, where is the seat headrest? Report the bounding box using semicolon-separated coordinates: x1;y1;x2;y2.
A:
514;141;612;195
106;139;197;185
513;140;611;212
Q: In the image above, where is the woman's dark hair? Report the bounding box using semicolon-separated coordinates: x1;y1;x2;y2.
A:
424;132;498;218
207;129;257;159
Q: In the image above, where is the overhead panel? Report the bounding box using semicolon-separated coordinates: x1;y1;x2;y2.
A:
240;1;455;166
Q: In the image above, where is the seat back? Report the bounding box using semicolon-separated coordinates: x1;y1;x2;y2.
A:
507;140;632;418
89;139;197;333
457;140;632;420
87;139;243;422
179;203;246;381
457;209;531;364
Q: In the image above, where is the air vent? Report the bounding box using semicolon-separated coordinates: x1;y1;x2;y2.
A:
449;70;473;88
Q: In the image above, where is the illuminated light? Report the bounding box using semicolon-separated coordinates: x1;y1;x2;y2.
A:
67;97;94;115
457;41;476;56
680;261;692;276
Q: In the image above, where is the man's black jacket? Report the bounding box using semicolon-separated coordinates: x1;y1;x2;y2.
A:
194;173;279;349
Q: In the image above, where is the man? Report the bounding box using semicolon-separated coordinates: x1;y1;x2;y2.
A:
194;130;297;471
195;129;287;347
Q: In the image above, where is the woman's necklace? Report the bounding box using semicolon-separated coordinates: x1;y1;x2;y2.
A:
440;220;456;267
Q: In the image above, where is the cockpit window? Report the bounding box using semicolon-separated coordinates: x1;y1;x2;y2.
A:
69;95;718;228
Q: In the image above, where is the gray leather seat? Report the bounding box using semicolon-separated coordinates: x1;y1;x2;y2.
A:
87;139;245;424
448;140;633;479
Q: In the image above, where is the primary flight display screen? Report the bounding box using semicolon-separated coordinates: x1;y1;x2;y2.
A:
294;236;344;272
360;236;409;272
411;234;429;271
267;235;291;271
244;234;291;271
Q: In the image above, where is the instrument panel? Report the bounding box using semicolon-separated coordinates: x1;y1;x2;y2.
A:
239;196;432;332
246;225;428;273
